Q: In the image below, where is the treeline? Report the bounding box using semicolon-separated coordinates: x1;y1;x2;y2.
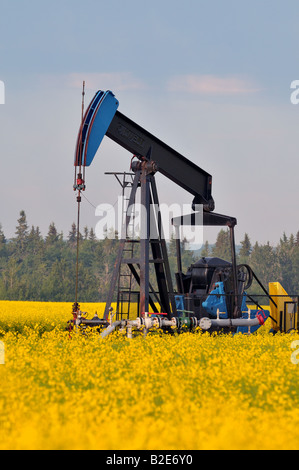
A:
201;230;299;295
0;210;298;302
0;210;194;302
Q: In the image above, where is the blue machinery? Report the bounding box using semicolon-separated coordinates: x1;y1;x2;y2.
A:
71;89;274;336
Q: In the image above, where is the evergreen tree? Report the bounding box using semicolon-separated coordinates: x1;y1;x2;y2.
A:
200;240;210;258
289;233;295;248
292;242;299;293
250;241;279;294
180;237;195;270
212;229;231;261
45;222;59;245
67;222;81;248
89;227;96;241
2;257;21;299
166;233;195;288
0;224;6;244
14;210;29;256
238;233;252;264
276;233;296;294
27;226;43;255
239;233;251;257
0;210;298;302
0;224;6;257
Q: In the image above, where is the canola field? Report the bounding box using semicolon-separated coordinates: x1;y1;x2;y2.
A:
1;300;299;450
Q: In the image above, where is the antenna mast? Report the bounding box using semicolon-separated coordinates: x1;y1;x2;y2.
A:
73;81;86;313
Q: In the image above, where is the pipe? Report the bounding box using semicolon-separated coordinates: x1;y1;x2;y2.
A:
80;318;109;327
101;321;122;338
99;313;262;338
199;316;263;331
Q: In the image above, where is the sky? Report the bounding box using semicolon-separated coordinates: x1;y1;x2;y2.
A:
0;0;299;247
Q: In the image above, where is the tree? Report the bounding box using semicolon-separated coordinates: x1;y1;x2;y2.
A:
239;233;251;257
0;224;6;244
27;226;43;256
15;210;29;255
238;233;252;264
276;233;296;294
212;229;231;261
0;209;298;303
289;233;295;248
180;237;195;270
67;222;81;248
1;257;21;298
250;241;279;294
89;227;96;241
83;226;89;240
166;233;195;288
0;224;6;257
292;243;299;293
200;240;210;258
45;222;59;245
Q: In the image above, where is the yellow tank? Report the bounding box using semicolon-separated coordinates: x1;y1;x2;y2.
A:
269;282;298;332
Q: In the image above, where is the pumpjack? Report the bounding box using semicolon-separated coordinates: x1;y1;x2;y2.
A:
69;89;298;336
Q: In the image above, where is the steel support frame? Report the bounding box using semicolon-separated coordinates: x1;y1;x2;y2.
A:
103;165;176;320
172;210;241;319
103;170;141;320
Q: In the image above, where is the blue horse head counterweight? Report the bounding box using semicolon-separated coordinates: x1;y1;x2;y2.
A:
74;90;119;168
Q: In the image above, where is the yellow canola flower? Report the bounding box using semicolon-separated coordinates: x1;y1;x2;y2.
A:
0;301;299;450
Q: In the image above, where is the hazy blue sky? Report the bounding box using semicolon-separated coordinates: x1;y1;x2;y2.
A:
0;0;299;246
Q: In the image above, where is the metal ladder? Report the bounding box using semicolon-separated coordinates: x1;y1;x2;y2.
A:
103;168;177;321
105;172;139;320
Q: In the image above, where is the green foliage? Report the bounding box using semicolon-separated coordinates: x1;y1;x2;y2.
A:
0;211;298;301
0;211;110;302
167;233;195;287
211;229;231;261
239;233;252;264
200;240;210;258
210;230;299;296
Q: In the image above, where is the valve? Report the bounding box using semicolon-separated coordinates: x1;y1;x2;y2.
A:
73;172;86;191
256;310;267;326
